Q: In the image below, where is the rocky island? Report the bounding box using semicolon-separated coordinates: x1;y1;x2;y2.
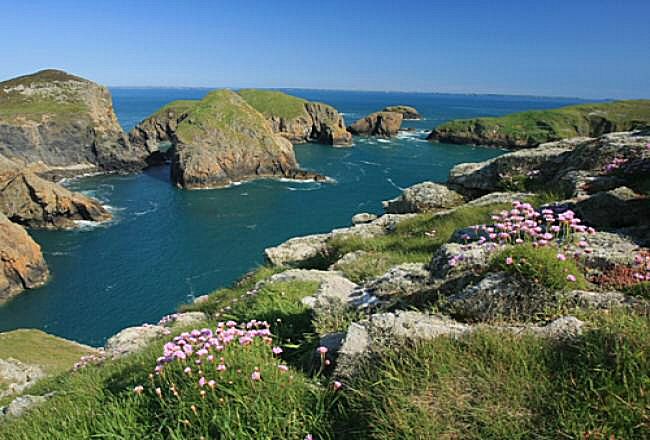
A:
348;110;403;137
382;105;421;120
428;99;650;148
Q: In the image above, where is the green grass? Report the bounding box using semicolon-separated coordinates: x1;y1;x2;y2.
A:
327;203;511;280
491;243;588;292
151;99;198;118
337;308;650;439
238;89;309;120
623;281;650;300
433;99;650;146
0;329;95;376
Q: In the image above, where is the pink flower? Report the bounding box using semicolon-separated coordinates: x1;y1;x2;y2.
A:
505;257;514;265
278;364;289;372
272;346;283;355
557;253;566;261
251;370;262;381
217;364;227;372
155;387;162;398
566;274;577;282
133;385;144;395
305;435;313;440
333;380;343;391
317;346;328;354
184;366;192;375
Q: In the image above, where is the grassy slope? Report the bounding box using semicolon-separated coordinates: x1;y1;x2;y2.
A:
238;89;309;120
0;69;89;121
151;99;198;118
435;100;650;145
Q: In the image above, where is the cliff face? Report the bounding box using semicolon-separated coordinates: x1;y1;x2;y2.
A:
0;69;147;176
428;100;650;148
0;156;110;229
0;212;49;303
170;90;323;189
348;111;403;137
238;89;352;146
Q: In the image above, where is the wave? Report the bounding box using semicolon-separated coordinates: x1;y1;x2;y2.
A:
73;219;104;230
287;182;322;191
134;202;159;217
386;177;406;192
359;160;381;166
376;138;391;144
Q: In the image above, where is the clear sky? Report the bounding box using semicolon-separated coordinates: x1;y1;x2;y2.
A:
1;0;649;99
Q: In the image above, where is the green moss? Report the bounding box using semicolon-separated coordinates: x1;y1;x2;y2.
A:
151;99;197;117
0;329;95;376
435;100;650;145
238;89;308;120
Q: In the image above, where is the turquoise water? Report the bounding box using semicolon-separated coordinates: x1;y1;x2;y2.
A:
0;89;586;345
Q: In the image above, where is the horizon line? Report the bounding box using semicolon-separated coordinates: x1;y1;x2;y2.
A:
107;85;618;102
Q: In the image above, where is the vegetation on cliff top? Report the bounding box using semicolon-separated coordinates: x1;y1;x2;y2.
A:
430;99;650;146
238;89;309;120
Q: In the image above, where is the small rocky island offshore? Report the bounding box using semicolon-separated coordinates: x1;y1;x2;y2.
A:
0;71;649;438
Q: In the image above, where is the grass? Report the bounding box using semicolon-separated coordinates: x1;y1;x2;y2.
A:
238;89;309;120
151;99;198;118
0;329;95;376
337;308;650;439
491;243;588;292
327;203;511;281
433;99;650;146
623;281;650;300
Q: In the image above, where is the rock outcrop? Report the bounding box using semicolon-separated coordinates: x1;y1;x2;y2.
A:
169;90;324;189
383;181;464;213
0;212;49;302
0;157;110;228
382;105;421;120
427;99;650;148
348;111;403;137
238;90;352;146
0;69;147;177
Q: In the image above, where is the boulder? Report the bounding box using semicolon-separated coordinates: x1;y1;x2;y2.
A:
104;324;170;359
351;213;377;225
0;358;45;398
0;69;147;176
383;181;464;213
0;393;55;420
570;231;640;270
348;111;403;137
264;233;330;267
364;263;430;299
238;89;352;146
382;105;421;120
574;187;650;229
158;311;208;329
0;158;111;229
0;212;49;302
329;250;370;271
170;90;325;189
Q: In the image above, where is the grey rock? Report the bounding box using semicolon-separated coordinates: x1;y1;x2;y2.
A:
383;181;464;214
566;290;637;309
264;233;330;267
105;324;169;359
570;231;640;270
351;213;378;224
266;269;362;309
0;358;45;399
365;263;430;298
159;312;208;329
0;393;55;420
429;243;495;280
329;250;370;271
575;187;650;229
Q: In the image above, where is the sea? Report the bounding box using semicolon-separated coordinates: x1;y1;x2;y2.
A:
0;88;587;346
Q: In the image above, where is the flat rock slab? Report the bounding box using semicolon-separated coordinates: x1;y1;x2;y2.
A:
104;324;170;359
383;181;464;214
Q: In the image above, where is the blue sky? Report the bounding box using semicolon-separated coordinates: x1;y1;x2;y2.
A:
1;0;649;98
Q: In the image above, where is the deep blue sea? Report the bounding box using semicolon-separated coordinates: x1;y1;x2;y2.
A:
0;89;587;345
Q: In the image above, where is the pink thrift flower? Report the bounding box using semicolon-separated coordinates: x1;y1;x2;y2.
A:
272;346;283;355
566;274;577;282
317;346;328;354
505;257;514;265
333;380;342;391
557;253;566;261
198;377;206;388
278;364;289;372
133;385;144;395
217;364;227;372
251;370;262;381
184;367;192;375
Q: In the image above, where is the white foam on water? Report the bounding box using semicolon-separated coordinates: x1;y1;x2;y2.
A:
376;138;391;144
359;160;381;166
73;220;103;230
386;177;406;192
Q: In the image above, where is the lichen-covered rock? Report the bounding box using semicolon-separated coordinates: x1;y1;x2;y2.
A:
383;181;464;213
264;233;330;267
382;105;421;120
104;324;169;359
0;358;45;398
351;213;377;225
0;69;147;176
0;212;49;302
329;250;369;271
158;311;208;329
429;242;494;280
348;111;403;137
574;187;650;229
443;272;551;322
0;158;110;229
238;89;352;146
365;263;430;299
0;393;55;420
170;90;324;189
570;231;640;270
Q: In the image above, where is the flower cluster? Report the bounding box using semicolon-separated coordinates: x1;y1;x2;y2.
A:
73;349;107;371
158;313;179;326
632;253;650;282
603;157;629;173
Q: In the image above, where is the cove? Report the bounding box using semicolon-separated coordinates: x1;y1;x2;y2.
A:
0;89;586;346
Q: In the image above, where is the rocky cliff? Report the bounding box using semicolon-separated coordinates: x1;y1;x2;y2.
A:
238;89;352;146
348;111;403;137
0;212;49;302
427;100;650;148
170;90;323;189
0;156;110;229
382;105;421;120
0;69;147;176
